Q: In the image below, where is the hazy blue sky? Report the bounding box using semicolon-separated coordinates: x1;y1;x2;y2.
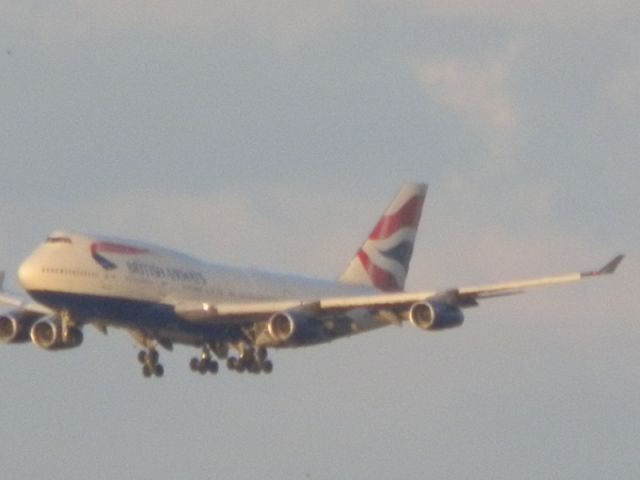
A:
0;2;638;479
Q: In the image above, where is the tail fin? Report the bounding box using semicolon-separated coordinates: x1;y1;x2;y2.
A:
339;183;427;291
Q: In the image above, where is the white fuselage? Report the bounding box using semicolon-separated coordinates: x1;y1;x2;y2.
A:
18;231;374;314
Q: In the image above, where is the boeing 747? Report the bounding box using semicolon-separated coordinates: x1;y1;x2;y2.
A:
0;184;623;378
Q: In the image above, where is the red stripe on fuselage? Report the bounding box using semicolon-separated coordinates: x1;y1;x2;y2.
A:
90;242;148;256
368;194;424;241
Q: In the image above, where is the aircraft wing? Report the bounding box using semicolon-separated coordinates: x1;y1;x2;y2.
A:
174;255;624;323
455;253;624;301
0;271;53;315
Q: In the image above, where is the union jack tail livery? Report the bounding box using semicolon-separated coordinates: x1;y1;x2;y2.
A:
339;183;427;291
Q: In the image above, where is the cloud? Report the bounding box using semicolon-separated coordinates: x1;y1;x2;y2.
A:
418;57;515;132
415;46;520;158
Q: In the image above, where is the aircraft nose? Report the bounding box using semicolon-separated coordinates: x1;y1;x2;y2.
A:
17;257;39;290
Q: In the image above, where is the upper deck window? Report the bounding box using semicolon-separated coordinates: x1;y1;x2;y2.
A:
46;236;72;244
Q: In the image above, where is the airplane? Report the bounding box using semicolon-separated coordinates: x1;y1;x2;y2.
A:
0;183;624;378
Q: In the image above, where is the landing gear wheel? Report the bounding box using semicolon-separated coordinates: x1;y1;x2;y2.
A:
225;345;275;375
189;346;220;376
227;357;238;370
148;349;159;365
139;348;162;378
208;360;219;374
262;360;273;374
256;347;267;362
189;357;199;371
235;361;246;373
248;359;261;374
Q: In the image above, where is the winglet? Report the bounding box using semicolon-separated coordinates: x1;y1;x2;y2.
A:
581;254;624;277
598;254;624;275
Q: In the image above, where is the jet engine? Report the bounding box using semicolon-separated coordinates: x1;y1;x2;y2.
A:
267;312;297;343
30;317;84;350
409;301;464;330
266;311;319;344
0;311;37;343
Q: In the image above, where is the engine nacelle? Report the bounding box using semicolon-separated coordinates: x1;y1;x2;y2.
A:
30;317;83;350
409;301;464;331
0;311;37;344
266;311;318;345
267;312;297;343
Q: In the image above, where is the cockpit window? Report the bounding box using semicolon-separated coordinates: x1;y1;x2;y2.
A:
46;236;72;244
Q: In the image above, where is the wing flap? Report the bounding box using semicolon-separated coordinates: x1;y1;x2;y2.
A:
174;293;432;323
175;300;321;322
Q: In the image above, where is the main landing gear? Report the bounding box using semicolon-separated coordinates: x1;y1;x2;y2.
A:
187;343;274;376
189;345;219;375
226;345;273;375
134;340;274;378
138;348;164;378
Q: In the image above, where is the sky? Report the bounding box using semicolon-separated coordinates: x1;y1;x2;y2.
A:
0;1;638;479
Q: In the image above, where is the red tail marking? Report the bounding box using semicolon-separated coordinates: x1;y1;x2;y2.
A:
357;250;400;292
368;195;425;241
